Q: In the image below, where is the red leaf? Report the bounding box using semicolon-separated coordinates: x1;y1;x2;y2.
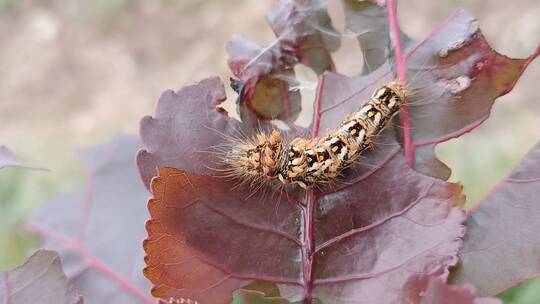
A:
448;140;540;296
0;250;83;304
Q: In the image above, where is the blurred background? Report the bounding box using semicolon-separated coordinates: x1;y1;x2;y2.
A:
0;0;539;302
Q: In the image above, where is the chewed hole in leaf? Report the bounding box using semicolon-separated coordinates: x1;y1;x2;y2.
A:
291;63;318;127
436;75;472;95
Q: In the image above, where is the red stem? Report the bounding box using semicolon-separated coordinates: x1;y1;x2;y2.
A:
386;0;414;167
302;189;316;304
2;272;10;304
387;0;406;81
302;73;327;303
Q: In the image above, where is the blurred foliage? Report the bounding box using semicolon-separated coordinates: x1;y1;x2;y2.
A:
0;0;16;13
499;277;540;304
0;142;83;269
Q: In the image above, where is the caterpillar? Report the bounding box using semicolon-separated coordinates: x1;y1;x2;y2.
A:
224;81;408;189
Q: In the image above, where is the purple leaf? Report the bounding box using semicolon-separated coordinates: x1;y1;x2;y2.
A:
227;0;339;122
29;134;154;304
405;11;539;177
448;140;540;296
0;145;46;171
143;124;466;303
136;77;258;190
138;9;538;188
313;9;539;179
231;274;502;304
0;250;83;304
271;0;339;75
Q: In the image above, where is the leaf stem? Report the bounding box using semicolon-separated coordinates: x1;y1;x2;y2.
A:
305;82;324;302
2;272;10;304
302;189;316;304
386;0;414;166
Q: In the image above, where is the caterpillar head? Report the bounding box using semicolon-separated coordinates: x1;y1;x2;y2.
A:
229;130;283;181
372;81;408;110
387;81;407;100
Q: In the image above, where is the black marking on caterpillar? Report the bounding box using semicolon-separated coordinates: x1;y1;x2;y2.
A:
223;81;408;189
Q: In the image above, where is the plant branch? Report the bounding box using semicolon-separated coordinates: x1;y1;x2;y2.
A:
387;0;414;167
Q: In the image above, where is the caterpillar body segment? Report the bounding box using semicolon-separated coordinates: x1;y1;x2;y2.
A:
279;81;407;188
223;81;408;189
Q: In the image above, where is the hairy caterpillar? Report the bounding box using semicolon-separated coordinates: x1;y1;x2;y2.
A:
224;81;408;189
